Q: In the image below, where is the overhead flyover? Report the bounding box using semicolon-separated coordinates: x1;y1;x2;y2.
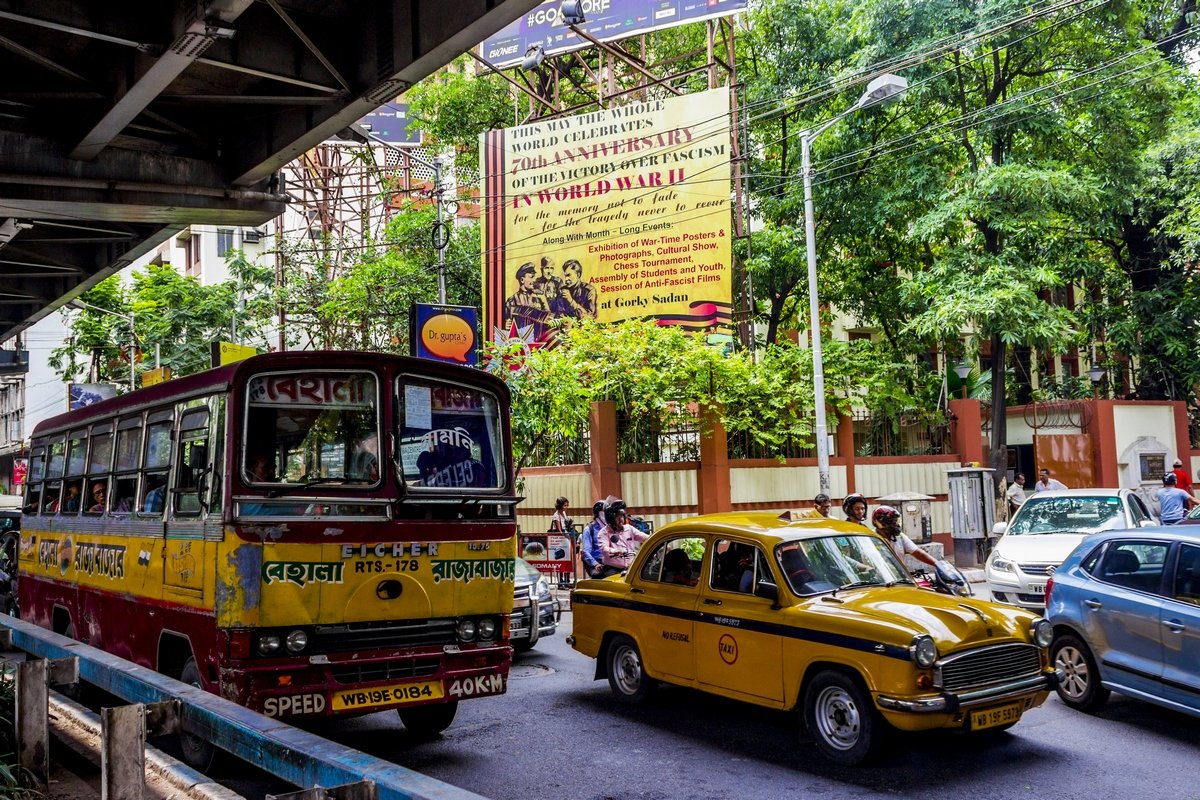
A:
0;0;539;342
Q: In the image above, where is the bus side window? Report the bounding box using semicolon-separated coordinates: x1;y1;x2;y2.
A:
25;446;45;514
141;473;168;516
174;407;210;517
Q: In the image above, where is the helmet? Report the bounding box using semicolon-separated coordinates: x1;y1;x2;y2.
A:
1164;473;1178;485
603;497;628;527
872;505;901;527
592;500;605;517
842;493;867;518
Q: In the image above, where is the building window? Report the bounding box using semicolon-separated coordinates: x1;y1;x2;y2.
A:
188;235;202;277
217;229;234;258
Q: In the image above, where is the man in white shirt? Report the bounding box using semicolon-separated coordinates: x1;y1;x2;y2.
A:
1005;472;1027;516
1034;468;1067;492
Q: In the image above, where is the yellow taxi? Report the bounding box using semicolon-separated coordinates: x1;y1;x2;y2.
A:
567;512;1060;765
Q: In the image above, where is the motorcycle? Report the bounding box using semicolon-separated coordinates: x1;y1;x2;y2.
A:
912;559;973;597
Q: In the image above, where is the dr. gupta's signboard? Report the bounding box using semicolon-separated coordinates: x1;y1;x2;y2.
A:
480;0;748;68
411;304;479;366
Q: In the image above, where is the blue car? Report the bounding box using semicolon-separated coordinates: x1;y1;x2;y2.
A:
1046;527;1200;717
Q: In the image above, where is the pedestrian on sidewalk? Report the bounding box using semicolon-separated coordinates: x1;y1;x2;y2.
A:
1034;468;1067;492
1006;473;1027;517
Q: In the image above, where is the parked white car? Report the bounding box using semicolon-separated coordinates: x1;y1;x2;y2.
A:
986;488;1157;610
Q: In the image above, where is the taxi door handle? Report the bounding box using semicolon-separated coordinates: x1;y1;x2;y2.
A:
1163;619;1186;634
630;587;644;594
703;598;722;606
1083;599;1102;610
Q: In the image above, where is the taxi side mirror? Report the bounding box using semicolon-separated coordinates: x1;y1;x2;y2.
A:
754;580;779;604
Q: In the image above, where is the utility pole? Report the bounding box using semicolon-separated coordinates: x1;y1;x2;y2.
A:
434;157;447;304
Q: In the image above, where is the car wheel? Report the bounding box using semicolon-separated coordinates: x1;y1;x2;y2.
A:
606;634;655;704
179;657;223;772
1052;634;1110;711
398;701;458;739
804;670;884;765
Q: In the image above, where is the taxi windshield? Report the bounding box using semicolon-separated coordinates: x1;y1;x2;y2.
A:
778;534;909;595
1008;495;1125;535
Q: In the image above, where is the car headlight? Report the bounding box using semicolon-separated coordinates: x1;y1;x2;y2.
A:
477;618;497;640
911;635;938;668
536;577;551;597
257;634;281;655
1031;619;1053;648
285;629;308;653
456;619;478;642
989;555;1014;573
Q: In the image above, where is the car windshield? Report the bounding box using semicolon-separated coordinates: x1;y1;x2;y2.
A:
777;534;910;595
1008;495;1126;535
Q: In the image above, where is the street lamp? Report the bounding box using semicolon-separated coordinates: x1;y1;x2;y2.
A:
66;298;136;392
953;359;972;400
801;73;908;495
1088;362;1104;400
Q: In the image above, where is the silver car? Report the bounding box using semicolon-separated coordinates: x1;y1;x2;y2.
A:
510;557;557;651
986;488;1156;610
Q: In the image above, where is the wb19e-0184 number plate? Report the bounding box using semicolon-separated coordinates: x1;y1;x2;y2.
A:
969;701;1023;731
332;680;443;712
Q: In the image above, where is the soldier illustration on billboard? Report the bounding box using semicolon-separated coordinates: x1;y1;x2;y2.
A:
503;262;552;337
533;256;562;300
552;259;598;320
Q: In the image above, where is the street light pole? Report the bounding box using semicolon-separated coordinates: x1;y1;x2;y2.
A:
800;74;908;496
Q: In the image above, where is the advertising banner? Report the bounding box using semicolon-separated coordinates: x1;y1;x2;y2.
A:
67;383;118;410
480;0;749;69
411;304;480;365
481;87;732;346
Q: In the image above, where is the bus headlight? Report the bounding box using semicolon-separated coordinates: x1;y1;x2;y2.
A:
285;630;309;653
456;619;478;642
477;618;497;641
258;634;281;655
911;635;938;668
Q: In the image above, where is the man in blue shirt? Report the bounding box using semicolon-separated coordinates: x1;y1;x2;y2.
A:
579;501;605;578
1157;473;1196;524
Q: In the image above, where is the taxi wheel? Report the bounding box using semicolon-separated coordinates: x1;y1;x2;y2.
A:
606;634;656;705
399;701;459;739
804;670;883;765
1052;634;1110;711
179;657;223;773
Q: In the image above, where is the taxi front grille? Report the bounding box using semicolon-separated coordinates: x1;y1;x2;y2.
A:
310;619;457;653
330;657;441;684
937;643;1042;692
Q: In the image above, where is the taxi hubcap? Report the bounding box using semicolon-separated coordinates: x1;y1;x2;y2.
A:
1055;645;1091;699
613;645;642;695
814;686;861;750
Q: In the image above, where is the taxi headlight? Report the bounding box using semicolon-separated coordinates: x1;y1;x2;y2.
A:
285;629;308;653
989;555;1014;573
911;635;938;668
457;619;478;642
257;634;281;655
477;618;497;640
1031;618;1053;648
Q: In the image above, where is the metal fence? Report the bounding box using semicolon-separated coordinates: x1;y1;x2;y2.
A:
617;409;700;464
726;429;816;460
852;410;949;457
523;430;591;467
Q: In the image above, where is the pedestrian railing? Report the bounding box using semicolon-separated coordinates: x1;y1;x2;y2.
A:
0;615;490;800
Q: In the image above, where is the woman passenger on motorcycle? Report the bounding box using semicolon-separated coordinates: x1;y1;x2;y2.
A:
597;497;648;576
871;505;937;569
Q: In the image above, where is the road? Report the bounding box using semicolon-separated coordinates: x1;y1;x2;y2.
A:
220;610;1200;800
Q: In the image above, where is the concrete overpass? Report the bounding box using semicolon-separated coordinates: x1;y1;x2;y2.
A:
0;0;537;342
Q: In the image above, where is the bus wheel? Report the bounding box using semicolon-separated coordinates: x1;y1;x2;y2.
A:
179;657;221;773
398;701;458;739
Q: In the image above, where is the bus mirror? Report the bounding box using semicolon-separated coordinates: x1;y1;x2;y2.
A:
189;444;208;469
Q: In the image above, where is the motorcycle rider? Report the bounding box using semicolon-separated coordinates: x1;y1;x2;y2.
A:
597;497;648;577
842;493;869;527
871;505;938;569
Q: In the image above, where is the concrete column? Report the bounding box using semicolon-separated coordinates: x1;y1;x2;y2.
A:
1085;400;1119;488
697;405;731;514
589;401;621;501
836;412;855;494
949;399;985;465
1172;400;1192;466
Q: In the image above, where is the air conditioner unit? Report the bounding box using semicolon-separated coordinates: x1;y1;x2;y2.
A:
243;227;264;244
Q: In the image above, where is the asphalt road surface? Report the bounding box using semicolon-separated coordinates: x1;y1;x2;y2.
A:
221;610;1200;800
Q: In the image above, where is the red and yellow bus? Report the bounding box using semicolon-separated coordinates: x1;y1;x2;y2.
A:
18;351;517;766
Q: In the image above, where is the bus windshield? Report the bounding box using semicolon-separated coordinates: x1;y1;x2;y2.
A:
244;371;380;485
398;378;505;490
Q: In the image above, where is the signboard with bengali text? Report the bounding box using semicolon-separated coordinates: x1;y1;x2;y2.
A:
480;0;748;69
481;88;732;346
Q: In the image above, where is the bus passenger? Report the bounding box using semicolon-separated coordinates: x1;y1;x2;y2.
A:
88;482;106;513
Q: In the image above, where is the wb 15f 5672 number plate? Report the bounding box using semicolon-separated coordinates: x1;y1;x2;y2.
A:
969;701;1023;731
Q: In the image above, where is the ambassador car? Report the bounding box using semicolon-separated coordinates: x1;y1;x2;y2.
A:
568;512;1059;765
986;489;1156;610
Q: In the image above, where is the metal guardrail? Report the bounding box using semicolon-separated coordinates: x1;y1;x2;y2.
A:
0;615;490;800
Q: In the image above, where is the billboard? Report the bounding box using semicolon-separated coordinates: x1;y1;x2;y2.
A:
411;304;480;365
481;0;749;68
481;87;732;346
67;383;118;410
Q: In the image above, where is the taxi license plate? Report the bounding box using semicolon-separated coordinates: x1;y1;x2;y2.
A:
331;680;443;712
970;701;1023;731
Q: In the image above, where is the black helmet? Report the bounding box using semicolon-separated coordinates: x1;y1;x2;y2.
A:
1164;473;1178;485
842;493;867;518
872;505;901;528
592;500;605;517
603;497;628;527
